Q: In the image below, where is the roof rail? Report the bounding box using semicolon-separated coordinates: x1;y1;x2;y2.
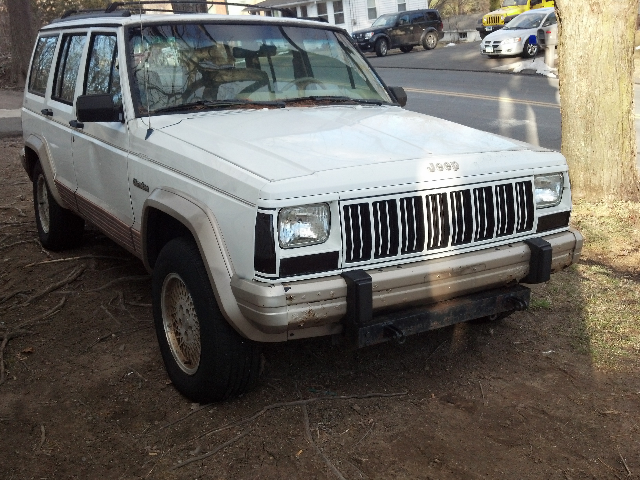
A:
52;1;297;21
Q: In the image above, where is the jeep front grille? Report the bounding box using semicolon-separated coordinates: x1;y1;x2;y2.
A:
484;15;502;25
342;180;534;264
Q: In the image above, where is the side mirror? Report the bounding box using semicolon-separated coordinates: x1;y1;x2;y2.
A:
76;94;122;123
388;86;407;107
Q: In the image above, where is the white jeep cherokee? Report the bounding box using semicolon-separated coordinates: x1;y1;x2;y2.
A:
21;3;582;402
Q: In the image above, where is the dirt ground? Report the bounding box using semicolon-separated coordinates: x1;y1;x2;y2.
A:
0;137;639;480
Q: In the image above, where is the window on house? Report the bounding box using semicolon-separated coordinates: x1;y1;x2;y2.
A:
333;1;344;24
367;0;377;20
397;0;406;12
299;5;307;17
317;3;328;22
28;36;59;96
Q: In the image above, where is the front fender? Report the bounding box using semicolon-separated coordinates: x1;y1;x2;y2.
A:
142;187;287;343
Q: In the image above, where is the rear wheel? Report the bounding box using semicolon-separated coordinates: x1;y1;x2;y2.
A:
399;45;413;53
375;38;388;57
152;237;261;402
32;162;84;251
422;31;438;50
522;39;538;58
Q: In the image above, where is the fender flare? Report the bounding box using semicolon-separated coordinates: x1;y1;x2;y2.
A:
24;134;66;207
141;187;287;343
372;33;391;47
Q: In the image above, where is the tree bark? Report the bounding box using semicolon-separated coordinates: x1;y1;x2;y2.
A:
6;0;37;85
556;0;640;201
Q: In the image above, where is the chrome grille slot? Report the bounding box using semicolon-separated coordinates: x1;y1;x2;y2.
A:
450;189;473;245
343;203;372;263
495;183;515;237
515;180;534;232
373;199;399;258
400;196;425;254
473;186;495;241
425;193;449;250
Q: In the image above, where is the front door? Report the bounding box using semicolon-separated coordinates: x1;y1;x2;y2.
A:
72;30;136;253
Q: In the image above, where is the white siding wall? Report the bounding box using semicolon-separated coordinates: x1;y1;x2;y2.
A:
293;0;428;33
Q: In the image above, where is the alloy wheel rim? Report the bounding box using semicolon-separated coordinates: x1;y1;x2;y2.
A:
381;41;387;55
161;273;201;375
36;174;50;234
428;34;436;48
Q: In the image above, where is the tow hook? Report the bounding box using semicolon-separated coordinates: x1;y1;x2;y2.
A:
384;324;406;344
508;296;528;311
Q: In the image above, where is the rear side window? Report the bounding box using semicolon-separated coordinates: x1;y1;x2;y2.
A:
426;12;439;21
542;12;556;27
28;36;59;96
53;34;87;104
411;13;425;24
84;34;122;107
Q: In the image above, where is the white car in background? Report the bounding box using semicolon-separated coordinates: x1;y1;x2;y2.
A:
481;7;556;58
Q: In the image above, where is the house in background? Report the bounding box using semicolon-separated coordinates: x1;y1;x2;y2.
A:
253;0;430;34
441;15;483;43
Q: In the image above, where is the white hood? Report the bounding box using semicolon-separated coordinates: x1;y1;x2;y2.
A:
153;105;530;182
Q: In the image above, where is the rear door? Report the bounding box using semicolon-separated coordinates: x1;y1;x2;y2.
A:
392;13;411;47
42;31;88;200
410;12;426;44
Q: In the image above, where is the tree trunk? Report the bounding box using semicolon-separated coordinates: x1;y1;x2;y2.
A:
556;0;640;201
171;1;208;13
6;0;37;86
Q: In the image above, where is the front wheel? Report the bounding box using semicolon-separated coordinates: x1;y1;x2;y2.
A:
522;39;538;58
422;31;438;50
375;38;389;57
32;162;84;251
152;237;261;402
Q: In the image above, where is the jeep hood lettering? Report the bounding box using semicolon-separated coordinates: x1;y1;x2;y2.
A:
156;106;530;182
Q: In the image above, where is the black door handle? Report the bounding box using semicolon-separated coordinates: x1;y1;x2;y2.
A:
41;108;53;116
69;119;84;129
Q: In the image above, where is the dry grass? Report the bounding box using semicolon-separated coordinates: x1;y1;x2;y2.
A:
532;202;640;369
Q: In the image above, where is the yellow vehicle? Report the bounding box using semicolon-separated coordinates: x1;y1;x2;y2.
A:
476;0;554;39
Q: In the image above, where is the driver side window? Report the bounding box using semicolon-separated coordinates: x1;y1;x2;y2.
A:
85;34;122;107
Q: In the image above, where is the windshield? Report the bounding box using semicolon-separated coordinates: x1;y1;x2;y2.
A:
129;23;391;115
503;12;546;29
371;15;397;27
501;0;527;6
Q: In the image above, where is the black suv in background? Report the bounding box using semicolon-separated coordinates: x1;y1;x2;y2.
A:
352;9;444;57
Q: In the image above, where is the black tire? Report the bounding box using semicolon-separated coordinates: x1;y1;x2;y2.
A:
152;237;261;402
488;55;499;59
422;31;438;50
32;162;84;251
521;39;538;58
399;45;413;53
375;38;388;57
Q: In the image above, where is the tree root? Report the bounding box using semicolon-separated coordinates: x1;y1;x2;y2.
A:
0;297;67;386
18;265;85;307
302;401;346;479
86;275;150;293
23;255;129;268
170;427;252;471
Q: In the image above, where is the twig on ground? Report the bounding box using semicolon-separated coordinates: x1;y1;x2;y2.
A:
302;401;346;480
353;421;375;447
19;265;85;307
0;239;33;251
126;301;152;308
101;304;121;327
86;275;150;293
23;255;129;268
598;457;623;478
618;447;632;476
84;324;152;351
479;381;486;404
184;391;408;446
0;297;66;386
170;427;252;471
39;424;46;449
160;403;212;431
0;204;26;217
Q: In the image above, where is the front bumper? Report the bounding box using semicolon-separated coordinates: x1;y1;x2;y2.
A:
477;25;504;36
356;40;374;51
231;228;582;342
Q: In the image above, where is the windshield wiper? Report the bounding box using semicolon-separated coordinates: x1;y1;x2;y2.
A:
152;99;285;115
283;96;386;106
